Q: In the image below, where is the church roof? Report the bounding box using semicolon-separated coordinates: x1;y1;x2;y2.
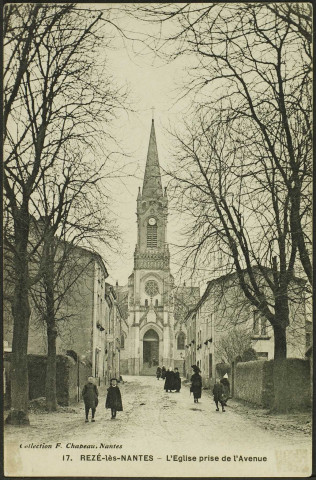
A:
142;120;163;199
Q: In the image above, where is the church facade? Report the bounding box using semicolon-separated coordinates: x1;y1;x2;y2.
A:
119;120;200;375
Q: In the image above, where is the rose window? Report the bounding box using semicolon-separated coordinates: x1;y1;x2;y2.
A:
145;280;159;298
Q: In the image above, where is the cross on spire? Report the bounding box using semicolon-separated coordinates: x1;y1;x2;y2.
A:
151;106;155;120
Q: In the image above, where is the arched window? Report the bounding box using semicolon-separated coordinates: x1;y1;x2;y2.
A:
145;299;148;307
155;299;158;307
147;224;157;247
177;332;185;350
120;335;125;349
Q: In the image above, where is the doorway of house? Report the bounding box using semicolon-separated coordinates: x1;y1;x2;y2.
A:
142;329;159;374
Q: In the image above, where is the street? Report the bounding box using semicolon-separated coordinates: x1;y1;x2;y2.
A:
4;375;311;477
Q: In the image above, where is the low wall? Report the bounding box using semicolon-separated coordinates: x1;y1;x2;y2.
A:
4;353;91;407
234;358;311;411
273;358;311;412
234;360;274;407
28;354;76;405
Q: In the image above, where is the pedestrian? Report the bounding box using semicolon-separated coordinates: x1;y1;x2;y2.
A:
164;367;175;392
213;379;225;412
82;376;98;423
161;365;166;380
174;367;181;392
105;378;123;419
220;373;230;406
190;365;202;403
156;366;162;380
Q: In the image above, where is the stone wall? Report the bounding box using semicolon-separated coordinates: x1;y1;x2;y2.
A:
4;353;91;408
233;359;311;411
234;360;274;407
273;358;311;412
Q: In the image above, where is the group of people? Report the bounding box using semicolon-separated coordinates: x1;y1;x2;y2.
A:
190;365;230;412
82;377;123;422
82;366;231;423
156;366;182;393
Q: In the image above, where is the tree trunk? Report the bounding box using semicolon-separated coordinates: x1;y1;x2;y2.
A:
46;325;57;411
272;274;289;360
273;324;287;360
44;237;57;411
6;214;30;425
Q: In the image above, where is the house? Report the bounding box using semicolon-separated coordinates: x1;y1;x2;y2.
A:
183;270;309;388
3;230;122;387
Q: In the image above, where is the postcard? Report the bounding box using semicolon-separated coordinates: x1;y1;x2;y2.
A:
3;3;312;477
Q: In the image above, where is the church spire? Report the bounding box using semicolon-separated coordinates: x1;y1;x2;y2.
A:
142;120;163;199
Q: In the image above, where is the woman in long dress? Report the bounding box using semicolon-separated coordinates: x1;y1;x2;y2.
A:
190;365;202;403
174;367;181;392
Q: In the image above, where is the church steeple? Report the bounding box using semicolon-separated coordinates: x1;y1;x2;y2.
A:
142;120;163;199
134;119;169;271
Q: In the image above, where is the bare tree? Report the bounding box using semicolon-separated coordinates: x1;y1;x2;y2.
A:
28;145;119;411
168;107;309;359
124;3;312;359
216;328;253;365
131;3;312;286
4;4;127;424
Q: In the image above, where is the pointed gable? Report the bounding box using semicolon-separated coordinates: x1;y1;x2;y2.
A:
142;120;163;199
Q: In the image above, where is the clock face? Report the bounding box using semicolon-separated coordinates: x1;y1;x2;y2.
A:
148;217;156;226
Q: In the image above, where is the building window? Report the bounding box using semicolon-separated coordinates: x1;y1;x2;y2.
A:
145;299;148;307
121;335;125;349
147;224;157;248
177;332;185;350
253;311;268;337
257;352;268;360
155;299;158;307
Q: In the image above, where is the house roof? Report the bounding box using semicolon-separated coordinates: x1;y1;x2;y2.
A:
182;265;307;323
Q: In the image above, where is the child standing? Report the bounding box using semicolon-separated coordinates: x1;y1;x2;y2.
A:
213;379;225;412
105;378;123;419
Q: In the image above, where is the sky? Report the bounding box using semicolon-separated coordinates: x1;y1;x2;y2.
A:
93;7;204;288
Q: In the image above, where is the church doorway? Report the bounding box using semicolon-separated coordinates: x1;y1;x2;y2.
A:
142;329;159;372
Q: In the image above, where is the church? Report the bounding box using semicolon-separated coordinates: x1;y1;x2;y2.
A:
118;120;200;375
